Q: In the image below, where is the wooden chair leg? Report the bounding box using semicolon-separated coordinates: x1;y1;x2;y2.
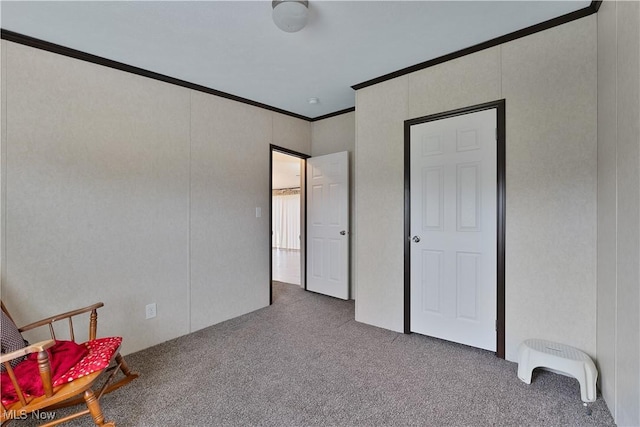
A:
116;353;133;376
83;389;114;427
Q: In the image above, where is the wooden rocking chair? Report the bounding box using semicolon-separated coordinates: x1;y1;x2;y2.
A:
1;301;138;426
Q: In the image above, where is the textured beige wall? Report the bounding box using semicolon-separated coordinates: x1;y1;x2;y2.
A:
1;42;191;353
1;41;6;301
597;1;640;425
311;112;355;297
311;112;355;157
614;2;640;424
0;41;312;354
190;93;271;332
355;16;597;362
597;0;618;414
408;48;501;119
274;113;311;154
502;17;597;361
355;77;408;331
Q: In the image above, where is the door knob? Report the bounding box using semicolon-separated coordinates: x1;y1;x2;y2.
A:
340;230;347;236
411;235;421;243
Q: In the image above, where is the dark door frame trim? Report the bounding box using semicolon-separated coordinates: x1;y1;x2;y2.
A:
403;99;506;359
269;145;311;304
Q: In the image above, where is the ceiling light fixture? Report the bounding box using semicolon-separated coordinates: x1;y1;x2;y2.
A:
308;97;319;104
272;0;309;33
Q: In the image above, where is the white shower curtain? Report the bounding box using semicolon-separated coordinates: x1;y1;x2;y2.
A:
272;193;300;250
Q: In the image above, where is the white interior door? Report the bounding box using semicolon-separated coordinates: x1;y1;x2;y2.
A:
410;109;497;351
307;151;349;300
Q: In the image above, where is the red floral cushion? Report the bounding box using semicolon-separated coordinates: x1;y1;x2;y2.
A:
1;340;87;406
54;337;122;386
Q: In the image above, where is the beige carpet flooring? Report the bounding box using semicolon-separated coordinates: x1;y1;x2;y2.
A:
13;281;615;427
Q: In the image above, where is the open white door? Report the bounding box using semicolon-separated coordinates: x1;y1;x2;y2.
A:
306;151;349;300
410;109;497;352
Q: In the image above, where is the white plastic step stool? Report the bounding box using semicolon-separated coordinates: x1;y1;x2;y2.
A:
517;339;598;403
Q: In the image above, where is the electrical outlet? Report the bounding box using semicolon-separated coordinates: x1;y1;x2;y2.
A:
145;303;157;319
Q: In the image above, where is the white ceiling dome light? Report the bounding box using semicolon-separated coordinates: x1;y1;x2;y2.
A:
272;0;309;33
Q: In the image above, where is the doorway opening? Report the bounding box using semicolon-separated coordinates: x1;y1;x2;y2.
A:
270;145;309;304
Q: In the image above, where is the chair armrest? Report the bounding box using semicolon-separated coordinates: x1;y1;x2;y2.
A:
18;302;104;332
0;339;56;364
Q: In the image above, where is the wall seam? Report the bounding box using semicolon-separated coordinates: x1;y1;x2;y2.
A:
188;90;193;333
353;91;358;312
407;75;412;118
1;42;8;297
613;1;619;420
406;77;410;118
594;5;599;384
499;45;503;99
638;5;640;422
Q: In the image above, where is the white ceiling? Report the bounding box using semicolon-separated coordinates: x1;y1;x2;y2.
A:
1;1;590;119
273;151;302;189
